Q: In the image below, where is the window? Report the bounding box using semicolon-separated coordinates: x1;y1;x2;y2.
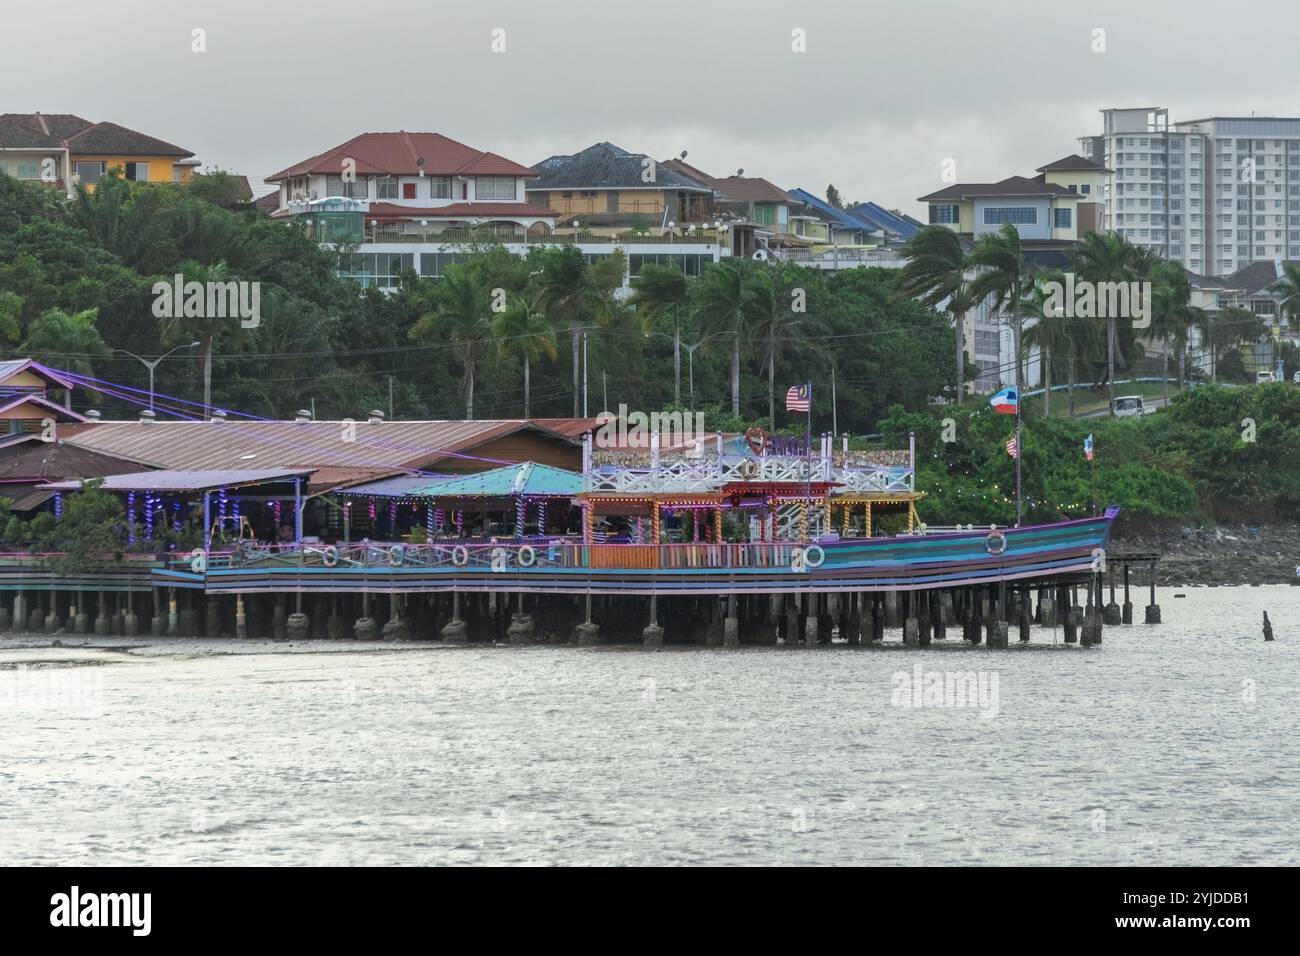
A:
475;177;515;200
428;177;452;199
1054;208;1072;228
325;175;365;198
75;161;105;185
1080;184;1091;195
983;207;1036;225
376;176;399;199
929;204;959;224
16;159;42;180
123;162;150;182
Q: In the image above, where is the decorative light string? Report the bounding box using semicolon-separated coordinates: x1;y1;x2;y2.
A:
127;491;137;544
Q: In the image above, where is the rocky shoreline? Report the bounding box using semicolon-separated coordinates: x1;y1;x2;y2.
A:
1112;521;1300;587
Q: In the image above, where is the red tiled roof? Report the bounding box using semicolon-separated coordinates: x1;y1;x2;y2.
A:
0;113;191;157
363;201;557;221
266;132;538;182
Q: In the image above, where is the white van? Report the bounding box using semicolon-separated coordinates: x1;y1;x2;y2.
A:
1110;395;1152;418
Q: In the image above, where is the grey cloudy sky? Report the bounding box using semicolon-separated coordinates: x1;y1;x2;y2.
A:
4;0;1299;214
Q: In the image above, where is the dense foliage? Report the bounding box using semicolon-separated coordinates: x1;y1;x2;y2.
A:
880;383;1300;525
0;171;953;430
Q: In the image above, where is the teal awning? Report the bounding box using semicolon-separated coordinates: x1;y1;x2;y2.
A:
346;461;581;500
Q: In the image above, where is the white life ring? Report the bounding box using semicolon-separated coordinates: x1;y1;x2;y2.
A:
986;531;1008;556
322;545;338;567
388;544;405;566
803;544;825;569
517;545;537;567
451;545;469;567
740;459;758;479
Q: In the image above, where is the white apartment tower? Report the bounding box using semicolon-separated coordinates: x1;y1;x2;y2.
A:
1080;107;1300;277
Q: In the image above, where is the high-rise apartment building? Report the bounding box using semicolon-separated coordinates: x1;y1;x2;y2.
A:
1080;107;1300;277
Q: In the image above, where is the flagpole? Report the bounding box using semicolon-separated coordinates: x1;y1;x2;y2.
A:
1014;393;1022;528
805;382;812;543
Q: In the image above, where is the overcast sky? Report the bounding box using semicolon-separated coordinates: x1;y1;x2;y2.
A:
4;0;1299;215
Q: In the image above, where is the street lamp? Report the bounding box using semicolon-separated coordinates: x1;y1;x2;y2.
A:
114;342;201;410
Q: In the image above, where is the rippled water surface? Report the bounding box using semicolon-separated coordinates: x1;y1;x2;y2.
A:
2;586;1297;865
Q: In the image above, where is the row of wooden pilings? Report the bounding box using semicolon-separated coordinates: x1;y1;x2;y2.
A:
0;571;1161;646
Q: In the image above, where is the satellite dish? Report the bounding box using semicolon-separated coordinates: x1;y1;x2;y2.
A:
752;249;768;262
680;150;688;159
737;168;744;176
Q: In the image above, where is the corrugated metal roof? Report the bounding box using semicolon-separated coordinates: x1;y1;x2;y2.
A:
43;468;313;493
59;419;581;472
347;462;581;499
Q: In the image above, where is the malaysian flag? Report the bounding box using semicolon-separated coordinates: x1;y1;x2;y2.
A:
785;383;812;412
1005;436;1019;459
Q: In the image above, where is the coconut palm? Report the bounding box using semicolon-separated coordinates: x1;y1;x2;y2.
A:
1269;261;1300;332
745;263;824;427
534;246;625;417
1023;271;1082;415
409;264;493;419
1145;261;1204;399
691;259;749;417
968;223;1032;393
1069;231;1149;412
493;290;557;417
894;225;973;405
156;260;250;418
628;263;689;404
1195;306;1268;383
20;308;110;382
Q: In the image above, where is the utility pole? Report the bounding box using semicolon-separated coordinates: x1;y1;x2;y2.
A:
831;364;838;438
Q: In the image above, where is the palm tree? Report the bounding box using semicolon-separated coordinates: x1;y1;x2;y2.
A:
534;247;625;417
691;259;749;418
628;263;689;405
745;264;822;427
894;225;973;405
968;223;1032;395
20;308;110;381
493;290;557;417
1145;261;1204;399
1269;261;1300;333
1196;306;1268;383
157;260;248;418
1069;231;1148;413
1023;271;1080;415
409;264;493;419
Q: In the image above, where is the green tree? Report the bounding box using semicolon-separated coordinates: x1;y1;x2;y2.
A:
20;308;110;380
628;263;689;404
39;481;127;576
534;246;625;417
692;259;749;417
409;263;493;419
1069;231;1149;411
969;223;1031;393
895;225;973;405
493;289;557;417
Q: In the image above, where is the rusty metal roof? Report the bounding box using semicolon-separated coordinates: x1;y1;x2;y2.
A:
58;419;581;472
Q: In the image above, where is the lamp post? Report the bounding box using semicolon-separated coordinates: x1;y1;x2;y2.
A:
114;341;201;411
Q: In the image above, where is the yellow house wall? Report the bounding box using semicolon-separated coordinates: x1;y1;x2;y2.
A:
73;154;188;188
0;369;50;390
534;189;669;216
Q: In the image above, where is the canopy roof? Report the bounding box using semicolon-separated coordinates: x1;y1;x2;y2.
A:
347;461;582;500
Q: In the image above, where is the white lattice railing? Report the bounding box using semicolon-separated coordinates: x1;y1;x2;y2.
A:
588;455;912;493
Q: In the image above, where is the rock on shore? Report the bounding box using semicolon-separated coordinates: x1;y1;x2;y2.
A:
1113;521;1300;587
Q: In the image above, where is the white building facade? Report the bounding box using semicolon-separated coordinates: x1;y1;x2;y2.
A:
1081;107;1300;277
